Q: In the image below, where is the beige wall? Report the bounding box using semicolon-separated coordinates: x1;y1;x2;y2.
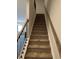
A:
44;0;61;59
44;0;61;41
45;11;60;59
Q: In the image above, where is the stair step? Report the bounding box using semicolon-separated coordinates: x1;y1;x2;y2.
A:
31;32;47;35
32;30;47;32
33;27;46;29
25;51;52;59
30;39;49;41
33;24;46;26
27;48;51;53
31;34;48;36
25;57;52;59
33;27;46;28
29;41;49;45
33;27;45;28
34;23;45;25
34;24;46;25
34;25;46;27
32;32;48;35
28;44;50;49
34;25;45;27
30;35;48;39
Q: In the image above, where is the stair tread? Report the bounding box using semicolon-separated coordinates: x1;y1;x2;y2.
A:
26;52;52;58
33;27;46;29
32;31;47;33
25;57;52;59
30;36;48;39
31;35;48;37
30;39;49;41
34;25;46;26
32;30;47;31
28;45;50;48
27;48;51;52
32;33;48;35
33;29;47;31
31;34;48;37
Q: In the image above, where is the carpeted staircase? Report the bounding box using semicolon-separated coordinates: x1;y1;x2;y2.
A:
24;14;52;59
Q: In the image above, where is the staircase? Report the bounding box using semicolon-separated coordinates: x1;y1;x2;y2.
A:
24;14;52;59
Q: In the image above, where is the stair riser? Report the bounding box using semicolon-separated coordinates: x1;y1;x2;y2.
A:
29;39;49;42
32;30;47;32
34;23;46;26
27;48;51;53
32;32;48;35
30;36;48;39
33;27;46;29
34;24;46;26
33;26;46;28
31;34;48;37
25;57;52;59
32;31;47;32
29;41;49;45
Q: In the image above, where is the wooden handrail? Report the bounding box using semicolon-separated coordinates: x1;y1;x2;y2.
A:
45;8;61;56
17;19;29;42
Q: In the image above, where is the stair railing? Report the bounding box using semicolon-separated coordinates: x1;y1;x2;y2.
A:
17;19;29;42
17;19;29;58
